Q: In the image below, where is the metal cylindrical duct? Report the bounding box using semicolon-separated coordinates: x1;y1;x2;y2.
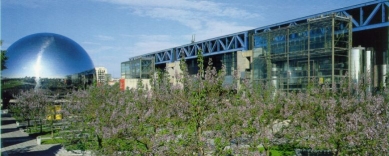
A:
380;64;387;87
365;48;374;92
375;64;387;88
365;49;372;75
271;64;277;89
351;46;364;84
374;65;378;88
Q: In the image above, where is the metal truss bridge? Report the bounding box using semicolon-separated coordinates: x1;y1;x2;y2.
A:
129;0;389;65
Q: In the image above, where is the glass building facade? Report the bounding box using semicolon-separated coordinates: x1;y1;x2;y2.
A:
252;15;352;90
121;57;155;79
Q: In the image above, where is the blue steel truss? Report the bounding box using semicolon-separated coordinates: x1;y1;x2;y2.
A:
130;0;389;65
254;0;389;33
175;32;247;60
141;32;248;65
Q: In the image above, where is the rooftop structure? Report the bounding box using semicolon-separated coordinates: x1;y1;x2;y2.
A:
95;67;108;84
121;0;389;91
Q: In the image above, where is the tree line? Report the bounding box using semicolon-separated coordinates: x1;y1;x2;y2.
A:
10;51;389;155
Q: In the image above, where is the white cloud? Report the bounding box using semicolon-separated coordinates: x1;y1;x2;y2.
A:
120;34;174;41
99;0;259;19
93;0;262;77
137;35;173;42
135;41;178;51
85;38;180;78
134;7;204;30
82;41;101;45
115;34;180;57
99;0;220;11
96;35;115;41
98;0;261;31
185;21;254;42
2;0;53;8
85;46;116;54
120;34;179;53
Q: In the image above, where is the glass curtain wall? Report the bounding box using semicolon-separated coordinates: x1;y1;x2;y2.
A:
223;52;237;76
121;57;155;79
252;15;352;91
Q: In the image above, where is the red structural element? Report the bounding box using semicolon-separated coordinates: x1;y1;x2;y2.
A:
120;79;125;91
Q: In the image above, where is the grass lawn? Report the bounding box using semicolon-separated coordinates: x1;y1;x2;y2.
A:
25;123;296;154
270;149;294;156
37;135;295;155
258;147;295;156
27;126;60;137
2;80;24;89
41;138;66;144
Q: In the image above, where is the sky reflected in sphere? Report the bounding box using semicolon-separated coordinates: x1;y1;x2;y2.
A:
2;33;94;78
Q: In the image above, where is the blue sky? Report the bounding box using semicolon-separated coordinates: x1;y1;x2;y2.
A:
1;0;372;78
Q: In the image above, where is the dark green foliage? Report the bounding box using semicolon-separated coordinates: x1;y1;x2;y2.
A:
1;50;7;71
11;50;389;155
1;40;7;71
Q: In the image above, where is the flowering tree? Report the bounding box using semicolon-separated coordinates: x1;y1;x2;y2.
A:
285;81;389;155
62;84;136;154
58;54;388;156
228;79;292;155
10;89;53;133
155;51;230;155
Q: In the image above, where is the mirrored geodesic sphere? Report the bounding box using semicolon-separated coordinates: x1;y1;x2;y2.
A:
2;33;95;98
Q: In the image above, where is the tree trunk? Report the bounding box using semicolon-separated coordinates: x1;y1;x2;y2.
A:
27;119;31;133
40;119;43;133
51;123;54;138
334;142;340;156
196;107;203;156
97;135;103;149
197;125;203;155
263;145;269;156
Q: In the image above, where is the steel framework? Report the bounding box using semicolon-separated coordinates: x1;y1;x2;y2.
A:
142;32;247;65
252;15;352;90
125;0;388;67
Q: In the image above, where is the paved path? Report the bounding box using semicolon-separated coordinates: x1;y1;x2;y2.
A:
1;110;89;156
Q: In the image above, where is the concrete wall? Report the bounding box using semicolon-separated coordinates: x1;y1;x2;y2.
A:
124;50;253;90
163;50;254;89
236;50;253;88
236;50;253;80
124;79;151;90
166;61;183;86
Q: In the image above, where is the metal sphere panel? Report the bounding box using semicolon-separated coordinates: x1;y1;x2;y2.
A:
2;33;95;101
3;33;94;78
